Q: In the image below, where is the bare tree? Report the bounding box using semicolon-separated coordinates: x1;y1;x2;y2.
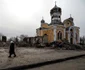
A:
80;36;85;45
19;35;28;42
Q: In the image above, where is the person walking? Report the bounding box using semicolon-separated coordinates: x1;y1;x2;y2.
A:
8;41;16;58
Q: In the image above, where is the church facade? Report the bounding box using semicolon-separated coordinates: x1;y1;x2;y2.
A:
36;3;80;44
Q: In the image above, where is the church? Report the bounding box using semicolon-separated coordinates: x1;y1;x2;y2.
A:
36;3;80;44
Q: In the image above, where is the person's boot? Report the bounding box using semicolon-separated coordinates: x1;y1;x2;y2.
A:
14;54;16;57
8;56;11;58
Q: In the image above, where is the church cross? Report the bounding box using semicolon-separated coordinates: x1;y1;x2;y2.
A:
55;1;56;5
70;14;71;17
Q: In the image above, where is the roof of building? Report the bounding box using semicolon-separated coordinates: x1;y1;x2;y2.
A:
39;27;49;30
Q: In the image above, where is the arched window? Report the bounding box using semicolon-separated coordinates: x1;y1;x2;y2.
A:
70;29;73;31
57;31;62;40
58;32;60;40
70;29;73;37
60;32;62;40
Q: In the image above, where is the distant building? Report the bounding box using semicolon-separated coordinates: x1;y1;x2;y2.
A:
36;3;80;44
2;36;7;42
0;34;7;42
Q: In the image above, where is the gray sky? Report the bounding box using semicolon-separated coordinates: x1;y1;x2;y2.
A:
0;0;85;38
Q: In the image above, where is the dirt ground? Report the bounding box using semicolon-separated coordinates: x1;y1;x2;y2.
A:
0;47;85;69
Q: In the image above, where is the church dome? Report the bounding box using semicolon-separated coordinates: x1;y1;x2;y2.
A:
41;18;45;23
50;4;62;15
68;17;74;21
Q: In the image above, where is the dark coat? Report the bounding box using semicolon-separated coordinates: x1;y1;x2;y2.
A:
9;43;15;54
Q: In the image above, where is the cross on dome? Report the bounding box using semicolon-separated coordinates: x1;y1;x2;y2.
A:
42;16;44;20
55;1;56;5
70;14;71;17
55;1;57;7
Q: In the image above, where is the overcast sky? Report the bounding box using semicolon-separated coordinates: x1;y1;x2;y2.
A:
0;0;85;38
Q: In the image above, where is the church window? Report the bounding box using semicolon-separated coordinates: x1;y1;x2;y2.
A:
70;29;73;31
68;23;69;25
58;32;60;40
58;31;62;40
70;29;73;37
60;32;62;40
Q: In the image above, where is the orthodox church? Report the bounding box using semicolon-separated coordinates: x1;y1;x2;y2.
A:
36;3;80;44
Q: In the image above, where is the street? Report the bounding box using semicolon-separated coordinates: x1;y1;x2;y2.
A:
28;56;85;70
